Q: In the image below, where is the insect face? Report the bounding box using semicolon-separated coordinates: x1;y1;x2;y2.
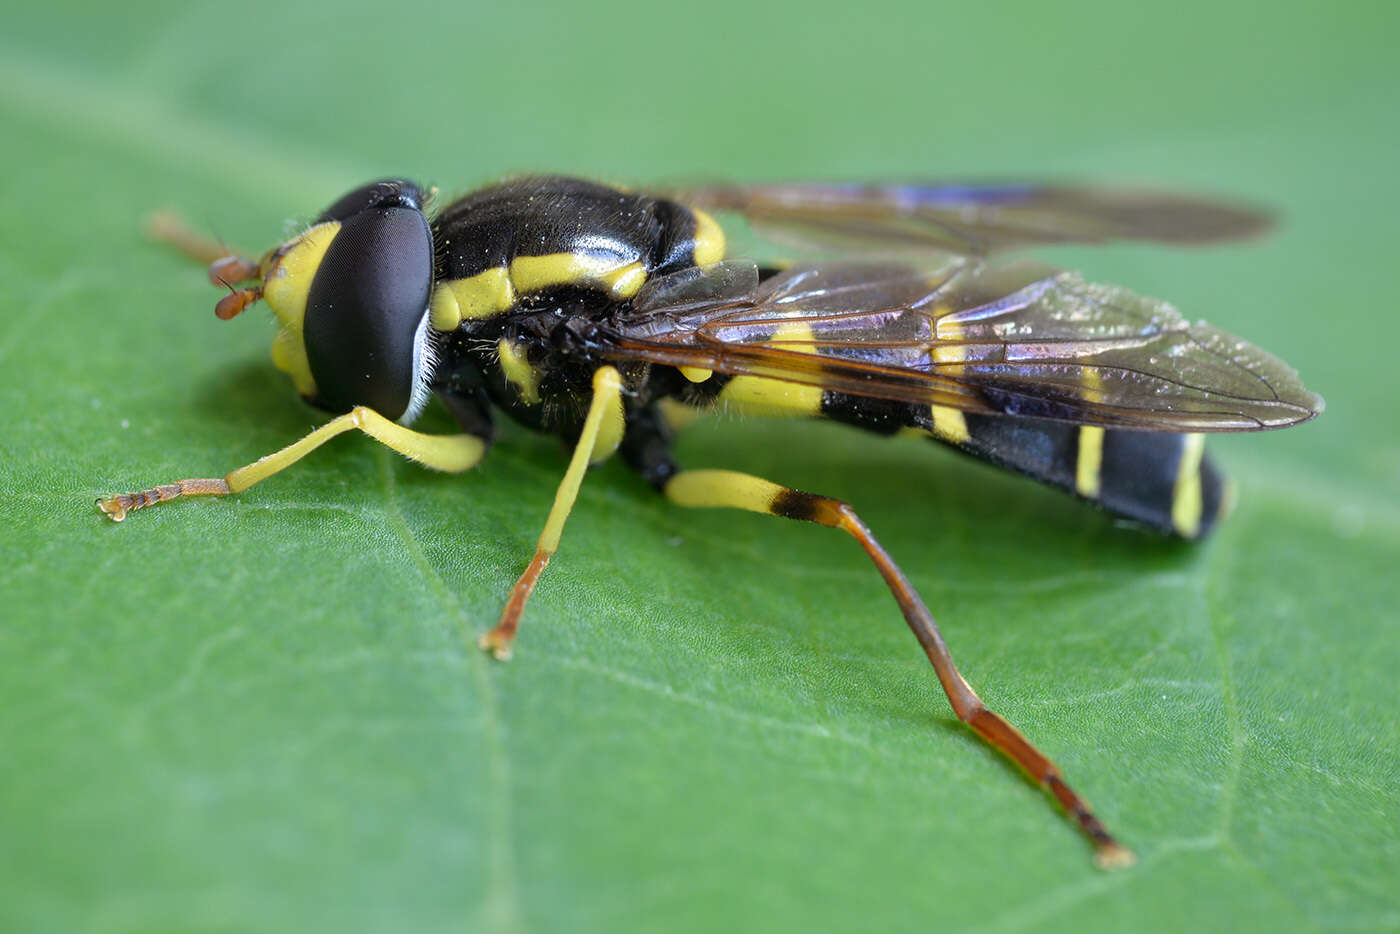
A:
249;178;436;422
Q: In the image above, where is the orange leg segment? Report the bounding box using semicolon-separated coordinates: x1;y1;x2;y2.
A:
665;468;1135;869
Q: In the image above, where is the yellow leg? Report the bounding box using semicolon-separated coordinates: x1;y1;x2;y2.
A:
97;406;487;520
664;468;1135;870
479;366;624;660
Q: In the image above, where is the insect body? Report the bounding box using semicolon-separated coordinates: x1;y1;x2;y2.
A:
103;175;1322;869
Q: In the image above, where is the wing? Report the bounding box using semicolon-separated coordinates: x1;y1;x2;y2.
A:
602;260;1323;432
661;181;1273;257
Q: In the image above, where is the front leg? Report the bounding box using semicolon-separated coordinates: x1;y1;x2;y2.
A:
97;406;488;521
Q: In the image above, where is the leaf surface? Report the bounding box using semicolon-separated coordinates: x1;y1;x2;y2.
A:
1;3;1397;932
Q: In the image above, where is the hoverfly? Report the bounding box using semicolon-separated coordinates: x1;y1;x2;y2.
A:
100;175;1322;868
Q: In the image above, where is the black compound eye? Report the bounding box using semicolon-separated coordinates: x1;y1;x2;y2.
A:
316;178;425;224
303;200;433;419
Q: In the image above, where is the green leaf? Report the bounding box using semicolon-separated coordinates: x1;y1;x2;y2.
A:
2;3;1397;932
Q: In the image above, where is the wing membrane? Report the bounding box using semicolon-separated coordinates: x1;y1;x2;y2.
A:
607;261;1322;432
664;181;1273;257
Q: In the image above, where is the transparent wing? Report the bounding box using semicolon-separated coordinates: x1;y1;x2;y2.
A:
661;181;1273;257
605;260;1322;432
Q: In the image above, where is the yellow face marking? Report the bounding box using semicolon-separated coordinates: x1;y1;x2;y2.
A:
679;366;713;383
263;222;340;329
1171;433;1207;538
929;405;970;443
719;321;824;417
690;208;726;266
261;221;341;396
665;469;786;515
496;338;542;405
431;267;517;331
509;253;647;300
1075;426;1105;498
270;328;317;397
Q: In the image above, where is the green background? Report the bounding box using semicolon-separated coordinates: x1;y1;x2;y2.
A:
2;1;1396;931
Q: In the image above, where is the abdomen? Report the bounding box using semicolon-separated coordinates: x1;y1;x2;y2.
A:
911;407;1227;539
668;373;1226;539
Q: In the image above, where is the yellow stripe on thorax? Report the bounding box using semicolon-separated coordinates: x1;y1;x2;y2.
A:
431;253;647;332
510;253;646;299
718;320;824;417
1171;433;1207;538
431;267;516;330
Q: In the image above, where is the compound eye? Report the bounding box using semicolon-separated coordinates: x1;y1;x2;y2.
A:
303;202;433;419
316;178;425;224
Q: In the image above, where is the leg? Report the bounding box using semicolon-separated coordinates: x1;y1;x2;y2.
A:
478;367;624;660
665;468;1135;869
97;406;487;520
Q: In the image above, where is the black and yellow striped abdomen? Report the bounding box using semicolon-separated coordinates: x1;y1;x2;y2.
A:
910;408;1225;539
661;362;1223;538
820;386;1224;538
666;375;1225;539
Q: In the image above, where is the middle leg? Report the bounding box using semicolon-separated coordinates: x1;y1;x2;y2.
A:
478;366;626;659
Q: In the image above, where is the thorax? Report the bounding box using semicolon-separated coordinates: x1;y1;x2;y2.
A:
424;175;725;440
